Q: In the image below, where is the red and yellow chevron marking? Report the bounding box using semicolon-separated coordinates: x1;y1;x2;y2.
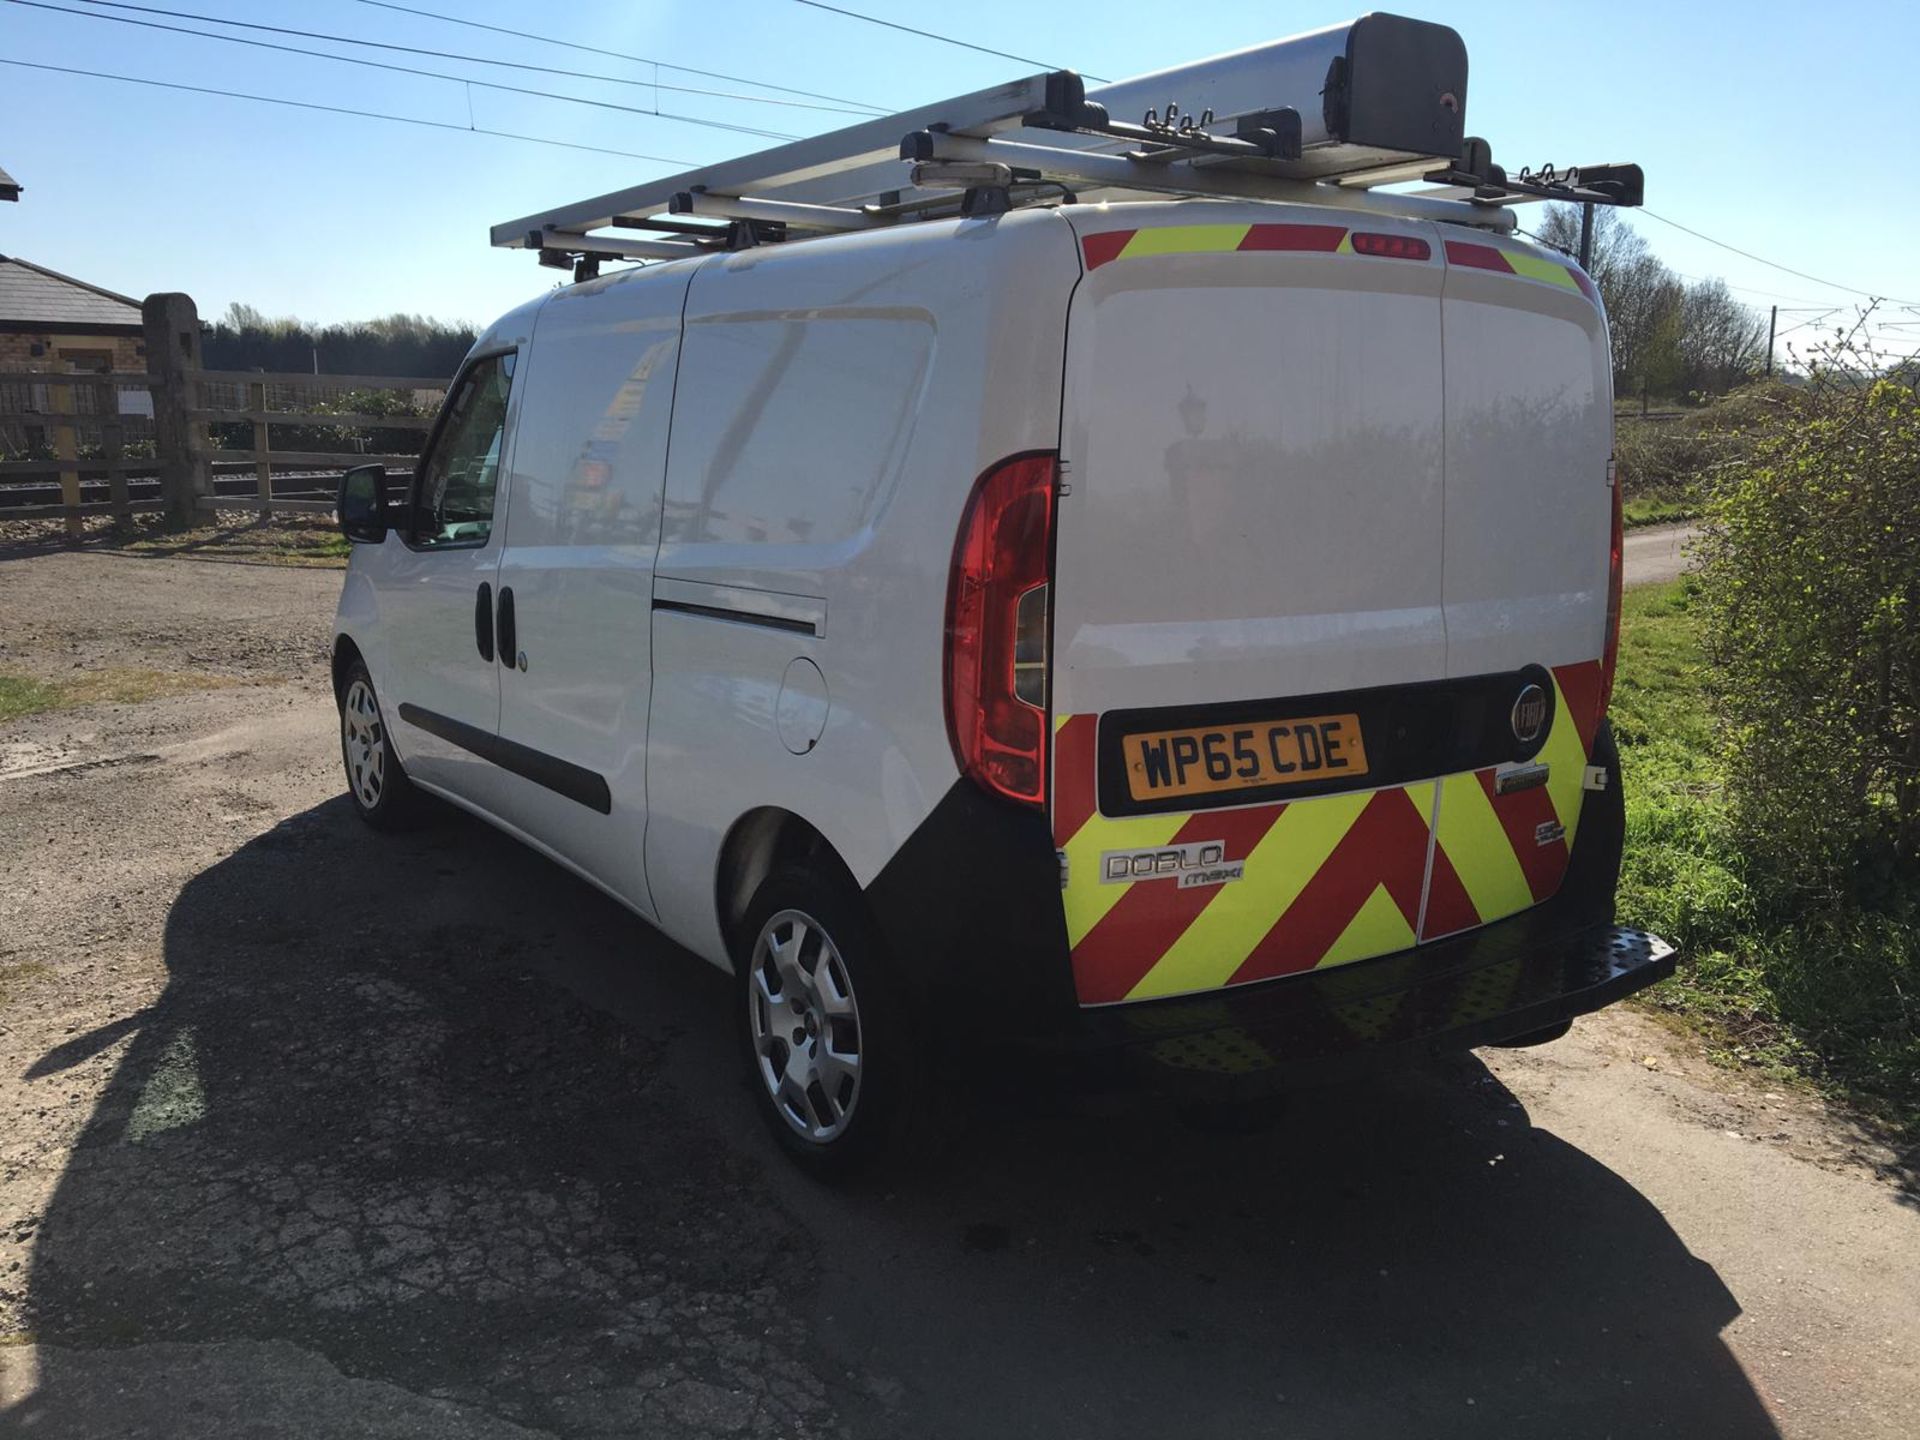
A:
1080;222;1352;270
1443;239;1600;303
1051;660;1606;1008
1075;225;1598;305
1423;660;1603;940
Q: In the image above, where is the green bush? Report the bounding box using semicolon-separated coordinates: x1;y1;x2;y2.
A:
1614;583;1920;1116
1612;380;1798;514
1695;376;1920;895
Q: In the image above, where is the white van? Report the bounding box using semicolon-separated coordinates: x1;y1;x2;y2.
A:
332;21;1673;1171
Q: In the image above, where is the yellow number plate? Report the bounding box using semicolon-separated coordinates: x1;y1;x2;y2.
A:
1122;713;1370;801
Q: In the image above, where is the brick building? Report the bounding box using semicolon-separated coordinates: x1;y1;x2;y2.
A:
0;255;149;455
0;255;144;372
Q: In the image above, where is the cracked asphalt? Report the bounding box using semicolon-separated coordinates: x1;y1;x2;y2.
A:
1;544;1916;1439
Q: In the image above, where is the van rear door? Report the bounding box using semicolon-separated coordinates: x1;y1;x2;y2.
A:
1051;205;1450;1006
1423;238;1614;941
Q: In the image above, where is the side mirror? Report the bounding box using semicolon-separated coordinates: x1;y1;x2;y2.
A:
338;463;388;544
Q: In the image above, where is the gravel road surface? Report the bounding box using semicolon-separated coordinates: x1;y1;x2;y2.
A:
1;547;1913;1439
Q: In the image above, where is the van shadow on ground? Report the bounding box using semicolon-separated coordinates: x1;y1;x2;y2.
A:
7;798;1779;1438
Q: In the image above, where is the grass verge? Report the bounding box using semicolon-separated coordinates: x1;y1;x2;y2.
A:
0;514;350;567
0;675;62;725
1613;581;1919;1133
1622;495;1699;530
0;667;240;725
112;516;350;567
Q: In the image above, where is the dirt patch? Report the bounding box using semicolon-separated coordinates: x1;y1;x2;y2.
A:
0;547;338;689
1497;1002;1917;1195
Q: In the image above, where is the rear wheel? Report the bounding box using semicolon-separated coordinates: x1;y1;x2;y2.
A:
737;863;918;1177
338;661;419;830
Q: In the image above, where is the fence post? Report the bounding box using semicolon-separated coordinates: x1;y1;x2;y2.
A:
51;381;82;541
143;292;208;529
101;380;129;525
249;379;273;518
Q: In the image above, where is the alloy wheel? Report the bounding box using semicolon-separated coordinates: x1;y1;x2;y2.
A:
342;677;387;810
747;908;864;1143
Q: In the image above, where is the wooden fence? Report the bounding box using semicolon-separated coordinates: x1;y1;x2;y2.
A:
186;368;443;517
0;294;446;537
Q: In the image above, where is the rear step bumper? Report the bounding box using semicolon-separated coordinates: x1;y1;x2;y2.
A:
1070;907;1674;1098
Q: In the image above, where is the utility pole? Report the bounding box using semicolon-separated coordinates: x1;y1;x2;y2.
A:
1766;305;1777;377
1578;202;1595;272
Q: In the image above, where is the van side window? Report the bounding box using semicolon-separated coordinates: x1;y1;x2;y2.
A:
413;351;515;547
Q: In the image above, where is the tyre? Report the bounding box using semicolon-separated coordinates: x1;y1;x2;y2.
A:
338;660;420;830
737;862;920;1177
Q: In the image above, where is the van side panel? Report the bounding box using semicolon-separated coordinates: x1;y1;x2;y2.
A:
644;210;1082;969
489;263;696;919
343;297;543;817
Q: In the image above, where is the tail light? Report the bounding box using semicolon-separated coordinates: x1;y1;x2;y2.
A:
1598;462;1624;719
945;452;1058;807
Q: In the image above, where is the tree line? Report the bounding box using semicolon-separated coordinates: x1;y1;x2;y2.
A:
202;304;477;378
1536;205;1767;402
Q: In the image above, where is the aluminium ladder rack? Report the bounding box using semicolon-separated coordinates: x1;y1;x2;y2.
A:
492;14;1642;274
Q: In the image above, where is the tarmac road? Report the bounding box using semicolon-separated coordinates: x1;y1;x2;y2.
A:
1624;521;1698;588
0;546;1913;1440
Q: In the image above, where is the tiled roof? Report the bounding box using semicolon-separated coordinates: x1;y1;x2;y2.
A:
0;164;19;201
0;255;142;328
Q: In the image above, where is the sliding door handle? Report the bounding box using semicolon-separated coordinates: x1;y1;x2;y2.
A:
496;586;518;670
474;582;495;662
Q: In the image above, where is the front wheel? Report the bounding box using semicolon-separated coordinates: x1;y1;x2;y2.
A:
338;660;419;830
737;863;920;1177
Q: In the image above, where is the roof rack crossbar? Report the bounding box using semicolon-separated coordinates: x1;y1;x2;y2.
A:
610;214;730;239
533;230;709;263
908;131;1518;233
670;190;880;232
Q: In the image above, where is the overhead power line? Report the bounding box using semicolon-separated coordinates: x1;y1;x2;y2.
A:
0;57;697;164
790;0;1108;83
1527;214;1912;313
1641;208;1920;307
56;0;863;117
1774;310;1845;342
19;1;802;141
1671;272;1839;306
352;0;884;114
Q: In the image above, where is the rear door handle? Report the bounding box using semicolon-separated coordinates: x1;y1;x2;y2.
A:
474;582;495;662
496;586;517;670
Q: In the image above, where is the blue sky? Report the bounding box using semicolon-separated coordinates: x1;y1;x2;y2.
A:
3;0;1915;360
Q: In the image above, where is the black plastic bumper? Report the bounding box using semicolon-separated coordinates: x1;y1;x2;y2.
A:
1067;906;1674;1098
